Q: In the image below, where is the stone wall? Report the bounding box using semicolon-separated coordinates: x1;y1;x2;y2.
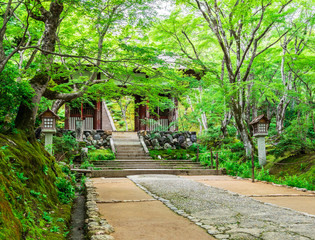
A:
138;131;197;150
57;129;112;149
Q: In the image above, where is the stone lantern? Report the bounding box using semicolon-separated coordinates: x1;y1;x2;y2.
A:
39;108;60;154
250;114;270;166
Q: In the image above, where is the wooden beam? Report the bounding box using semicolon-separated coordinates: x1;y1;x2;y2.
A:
64;104;70;129
96;100;101;130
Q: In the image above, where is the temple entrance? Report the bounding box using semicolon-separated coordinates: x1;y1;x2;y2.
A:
108;96;135;131
64;95;178;132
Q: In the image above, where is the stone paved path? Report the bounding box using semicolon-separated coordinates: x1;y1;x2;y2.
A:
93;178;215;240
185;175;315;215
129;175;315;240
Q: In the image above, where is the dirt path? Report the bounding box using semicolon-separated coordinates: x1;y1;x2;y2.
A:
93;178;215;240
184;175;315;215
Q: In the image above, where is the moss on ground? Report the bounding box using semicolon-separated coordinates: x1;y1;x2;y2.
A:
0;132;72;240
266;152;315;187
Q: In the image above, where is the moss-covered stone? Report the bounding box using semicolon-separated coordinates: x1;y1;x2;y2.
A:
0;132;73;239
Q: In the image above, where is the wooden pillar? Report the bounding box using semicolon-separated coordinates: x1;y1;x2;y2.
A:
134;95;140;131
134;95;148;131
65;104;70;130
174;97;179;131
139;103;147;130
96;101;101;130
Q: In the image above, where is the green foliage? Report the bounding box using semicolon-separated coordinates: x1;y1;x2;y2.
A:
0;133;72;239
53;133;79;162
149;149;196;160
16;172;28;182
42;212;53;223
88;149;115;161
0;64;34;132
55;177;75;204
80;160;94;169
43;164;49;175
198;126;227;149
270;120;315;157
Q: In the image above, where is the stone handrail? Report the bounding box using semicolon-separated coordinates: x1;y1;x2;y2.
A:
139;135;149;154
110;137;116;154
103;101;117;131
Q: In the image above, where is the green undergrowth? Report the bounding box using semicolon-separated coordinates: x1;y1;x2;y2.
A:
149;148;197;160
88;149;115;161
198;145;315;190
0;132;75;239
265;152;315;190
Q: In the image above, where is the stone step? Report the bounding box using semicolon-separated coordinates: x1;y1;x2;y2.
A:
115;157;150;160
93;162;205;166
95;166;208;170
114;142;142;146
91;169;223;177
115;150;146;154
92;160;201;164
93;161;203;166
112;131;138;135
115;149;144;153
113;139;140;142
115;146;144;150
112;136;139;139
116;153;149;157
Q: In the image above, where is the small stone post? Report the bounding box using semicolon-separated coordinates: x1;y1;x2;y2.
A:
75;120;84;141
42;129;56;154
257;137;267;166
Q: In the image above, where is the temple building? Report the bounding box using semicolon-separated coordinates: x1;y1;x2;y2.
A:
64;96;178;132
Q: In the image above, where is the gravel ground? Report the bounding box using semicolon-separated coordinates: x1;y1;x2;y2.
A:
128;174;315;240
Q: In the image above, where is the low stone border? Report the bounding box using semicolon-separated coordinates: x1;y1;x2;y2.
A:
85;179;115;240
232;176;315;194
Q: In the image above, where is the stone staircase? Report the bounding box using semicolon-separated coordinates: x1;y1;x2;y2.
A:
90;132;223;177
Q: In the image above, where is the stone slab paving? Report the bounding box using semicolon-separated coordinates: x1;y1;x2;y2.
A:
128;174;315;240
93;178;215;240
185;175;315;215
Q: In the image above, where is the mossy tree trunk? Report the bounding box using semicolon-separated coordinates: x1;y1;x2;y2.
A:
14;1;64;136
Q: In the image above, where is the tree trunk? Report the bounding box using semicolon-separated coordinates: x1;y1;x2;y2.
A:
15;73;50;135
220;111;232;137
232;102;253;156
276;96;290;134
52;99;66;113
276;41;292;135
14;1;63;136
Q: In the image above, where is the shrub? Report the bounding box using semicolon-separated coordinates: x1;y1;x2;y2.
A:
80;160;94;169
55;177;75;204
88;149;115;161
53;133;78;161
149;149;196;160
